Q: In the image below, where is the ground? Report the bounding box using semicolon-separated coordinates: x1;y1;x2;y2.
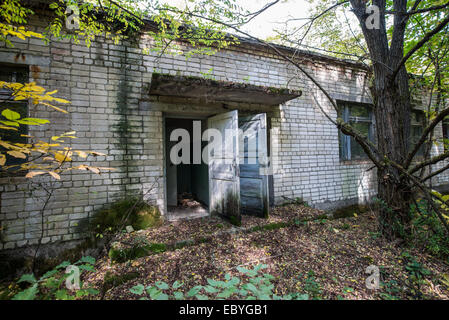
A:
81;204;449;300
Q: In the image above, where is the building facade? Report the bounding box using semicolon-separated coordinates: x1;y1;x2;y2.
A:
1;12;447;251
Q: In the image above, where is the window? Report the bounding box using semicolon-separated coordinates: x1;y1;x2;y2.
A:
410;110;425;157
0;65;29;172
338;102;374;161
443;119;449;152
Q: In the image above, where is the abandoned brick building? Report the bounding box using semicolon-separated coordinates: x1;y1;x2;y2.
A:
1;7;448;255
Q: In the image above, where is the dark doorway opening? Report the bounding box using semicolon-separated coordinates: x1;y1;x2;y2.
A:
165;118;209;221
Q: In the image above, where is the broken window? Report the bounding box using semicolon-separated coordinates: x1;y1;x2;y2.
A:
338;102;374;161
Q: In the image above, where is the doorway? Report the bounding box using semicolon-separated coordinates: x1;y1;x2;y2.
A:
164;111;270;224
165;117;209;220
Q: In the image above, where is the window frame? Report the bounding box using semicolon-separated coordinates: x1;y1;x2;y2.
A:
0;64;30;176
443;118;449;152
338;101;375;162
410;109;426;158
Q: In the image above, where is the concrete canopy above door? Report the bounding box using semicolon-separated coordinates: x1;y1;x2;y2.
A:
149;73;302;106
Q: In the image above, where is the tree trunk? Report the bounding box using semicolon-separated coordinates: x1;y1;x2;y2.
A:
373;65;413;239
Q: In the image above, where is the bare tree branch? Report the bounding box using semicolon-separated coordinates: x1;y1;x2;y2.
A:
405;107;449;169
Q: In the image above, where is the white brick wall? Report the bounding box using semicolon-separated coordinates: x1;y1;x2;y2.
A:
0;15;447;249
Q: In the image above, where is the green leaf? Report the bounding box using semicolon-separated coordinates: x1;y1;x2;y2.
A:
77;256;96;265
207;278;222;287
203;285;218;293
17;273;37;284
155;281;169;290
2;109;20;121
130;284;145;295
239;289;248;296
243;283;259;294
40;269;58;280
217;287;237;299
78;264;95;272
187;286;203;297
236;266;249;274
55;261;71;269
147;286;163;300
172;280;183;289
295;294;309;300
12;284;38;300
173;291;184;300
87;288;99;295
155;293;169;300
55;289;71;300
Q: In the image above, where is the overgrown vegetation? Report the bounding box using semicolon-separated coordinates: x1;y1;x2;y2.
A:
129;264;309;300
90;197;162;238
409;199;449;259
10;256;98;300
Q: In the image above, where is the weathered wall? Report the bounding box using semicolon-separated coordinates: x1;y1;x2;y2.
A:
1;14;446;250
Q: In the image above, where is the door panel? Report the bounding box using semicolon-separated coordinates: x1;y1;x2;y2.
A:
208;110;241;225
239;113;269;218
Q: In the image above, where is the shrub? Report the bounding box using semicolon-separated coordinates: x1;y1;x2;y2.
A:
409;200;449;258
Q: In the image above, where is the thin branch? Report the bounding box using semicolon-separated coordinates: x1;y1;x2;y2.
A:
391;13;449;82
405;106;449;168
409;149;449;174
407;1;449;15
423;162;449;182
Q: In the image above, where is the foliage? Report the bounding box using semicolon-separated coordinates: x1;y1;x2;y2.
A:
44;0;242;55
0;0;42;47
91;196;162;238
108;241;167;263
401;251;432;298
300;270;322;299
0;0;114;179
129;264;309;300
11;256;99;300
410;198;449;258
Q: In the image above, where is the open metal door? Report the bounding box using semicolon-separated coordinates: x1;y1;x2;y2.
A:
239;113;269;218
207;110;241;225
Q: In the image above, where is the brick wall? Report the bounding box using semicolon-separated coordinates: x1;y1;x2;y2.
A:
0;15;446;250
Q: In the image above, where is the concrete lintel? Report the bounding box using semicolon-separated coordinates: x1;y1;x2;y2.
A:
0;51;51;67
149;74;302;106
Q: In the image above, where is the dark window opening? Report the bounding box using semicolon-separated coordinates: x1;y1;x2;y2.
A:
443;119;449;152
0;65;29;175
410;110;425;157
338;102;374;161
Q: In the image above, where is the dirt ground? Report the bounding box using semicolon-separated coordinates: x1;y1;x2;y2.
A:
84;204;449;300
